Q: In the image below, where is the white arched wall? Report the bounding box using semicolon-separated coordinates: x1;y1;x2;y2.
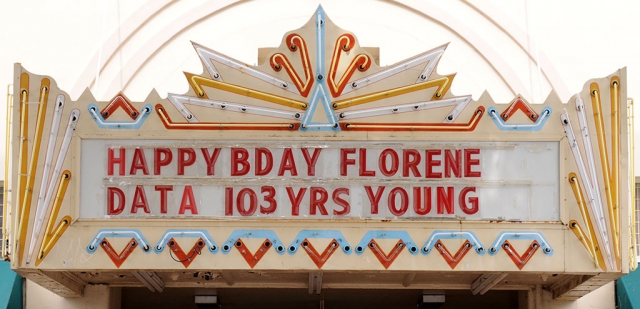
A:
79;0;561;104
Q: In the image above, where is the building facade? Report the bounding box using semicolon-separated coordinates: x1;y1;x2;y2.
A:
2;8;637;308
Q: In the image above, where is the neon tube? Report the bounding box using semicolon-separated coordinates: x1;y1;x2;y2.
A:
17;74;29;240
591;84;619;267
188;75;308;110
332;75;453;110
569;174;602;268
167;94;301;121
26;109;77;265
561;111;615;270
26;95;64;264
17;79;49;264
488;107;551;131
342;45;446;95
192;42;300;95
35;171;71;265
610;77;620;261
86;229;150;253
628;98;637;270
337;96;471;121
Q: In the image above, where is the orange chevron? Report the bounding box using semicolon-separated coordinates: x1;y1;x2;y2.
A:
300;238;340;269
368;239;405;269
434;240;473;269
328;34;371;97
235;238;272;269
168;237;205;268
502;240;539;270
499;97;538;122
100;93;140;120
270;34;314;97
101;238;137;268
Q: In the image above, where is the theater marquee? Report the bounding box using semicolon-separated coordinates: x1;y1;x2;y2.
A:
6;6;635;299
80;141;559;220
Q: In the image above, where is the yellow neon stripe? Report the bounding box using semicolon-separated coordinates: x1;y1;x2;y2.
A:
3;85;12;258
157;108;295;129
37;171;70;258
187;74;307;110
17;78;49;264
35;216;71;266
569;220;598;265
332;75;454;110
569;173;605;269
629;98;637;271
610;77;620;257
591;84;620;269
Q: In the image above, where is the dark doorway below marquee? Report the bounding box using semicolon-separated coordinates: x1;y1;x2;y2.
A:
121;287;520;309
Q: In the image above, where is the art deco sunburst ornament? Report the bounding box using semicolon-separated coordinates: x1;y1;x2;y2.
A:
157;6;481;132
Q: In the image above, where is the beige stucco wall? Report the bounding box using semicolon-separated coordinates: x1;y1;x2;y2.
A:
26;280;121;309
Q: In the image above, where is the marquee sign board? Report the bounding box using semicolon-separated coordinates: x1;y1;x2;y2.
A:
79;140;559;220
5;7;634;299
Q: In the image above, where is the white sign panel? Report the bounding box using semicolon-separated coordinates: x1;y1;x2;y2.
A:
79;140;559;221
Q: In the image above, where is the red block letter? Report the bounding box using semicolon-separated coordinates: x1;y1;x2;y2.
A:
379;149;399;177
332;188;350;215
108;148;125;176
302;148;322;176
129;148;149;175
460;187;479;215
154;148;172;175
464;149;481;177
231;148;250;176
444;149;462;178
179;186;198;215
278;148;298;176
437;186;454;214
402;149;421;177
287;187;307;216
359;148;376;176
201;148;221;176
365;186;385;214
255;148;273;176
236;188;258;216
340;148;356;176
177;148;196;176
155;185;173;214
260;186;277;214
425;150;442;178
388;187;408;216
130;185;150;214
107;187;125;215
225;187;233;216
310;187;329;215
413;187;432;215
